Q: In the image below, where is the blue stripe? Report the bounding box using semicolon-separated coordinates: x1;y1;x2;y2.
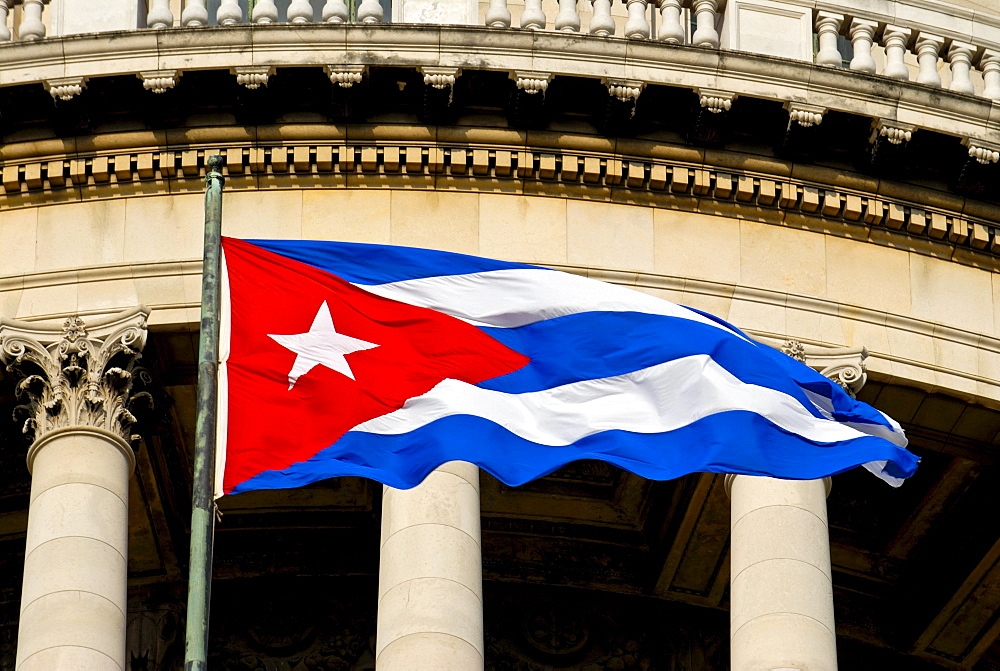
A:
247;239;543;285
477;311;893;431
243;238;893;433
229;412;920;493
681;307;891;428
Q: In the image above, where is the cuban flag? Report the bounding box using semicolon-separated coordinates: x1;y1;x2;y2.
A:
216;237;918;497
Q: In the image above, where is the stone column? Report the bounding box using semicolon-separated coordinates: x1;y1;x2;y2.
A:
0;308;150;671
728;476;836;671
376;462;484;670
727;343;869;671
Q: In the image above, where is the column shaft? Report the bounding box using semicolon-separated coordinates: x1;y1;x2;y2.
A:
377;462;484;670
16;428;134;671
1;308;148;671
729;476;837;671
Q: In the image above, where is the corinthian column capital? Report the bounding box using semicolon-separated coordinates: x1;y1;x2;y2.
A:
0;306;151;448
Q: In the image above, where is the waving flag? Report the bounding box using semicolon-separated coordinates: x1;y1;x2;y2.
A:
216;236;918;497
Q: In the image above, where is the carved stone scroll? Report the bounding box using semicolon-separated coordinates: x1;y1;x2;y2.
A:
779;340;868;396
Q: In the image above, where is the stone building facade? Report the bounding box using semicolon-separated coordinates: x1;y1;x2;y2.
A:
0;0;998;669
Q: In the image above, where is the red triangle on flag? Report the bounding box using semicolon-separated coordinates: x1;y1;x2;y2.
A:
222;237;529;493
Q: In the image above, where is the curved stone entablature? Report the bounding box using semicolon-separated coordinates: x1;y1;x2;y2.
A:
0;124;996;262
0;25;997;148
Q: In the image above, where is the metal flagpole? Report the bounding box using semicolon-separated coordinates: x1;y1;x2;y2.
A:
184;154;225;671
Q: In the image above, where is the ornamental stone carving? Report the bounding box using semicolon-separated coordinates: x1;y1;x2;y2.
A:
0;307;151;446
127;593;185;671
697;89;735;113
139;70;180;94
233;66;274;90
785;102;826;127
44;76;85;101
326;65;366;88
778;340;868;396
512;71;553;95
780;340;807;362
420;67;460;90
874;119;915;146
605;78;644;102
963;138;1000;165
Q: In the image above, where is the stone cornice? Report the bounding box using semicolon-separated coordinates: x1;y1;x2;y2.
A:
0;25;997;147
0;130;995;264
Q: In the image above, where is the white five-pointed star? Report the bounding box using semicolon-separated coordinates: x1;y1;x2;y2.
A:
268;301;379;390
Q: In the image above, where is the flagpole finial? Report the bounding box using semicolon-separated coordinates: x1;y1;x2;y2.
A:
206;153;225;184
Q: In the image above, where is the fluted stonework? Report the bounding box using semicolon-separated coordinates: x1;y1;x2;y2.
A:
0;307;150;671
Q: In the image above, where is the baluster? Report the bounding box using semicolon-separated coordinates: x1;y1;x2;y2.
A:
881;26;912;80
814;12;844;67
520;0;545;30
181;0;209;26
691;0;719;48
216;0;242;24
589;0;615;36
253;0;280;23
914;33;943;86
624;0;649;38
357;0;384;23
948;42;976;95
848;18;877;73
18;0;45;40
0;0;11;41
485;0;511;28
181;0;210;26
554;0;580;32
147;0;174;28
982;50;1000;101
288;0;314;22
656;0;684;43
322;0;349;23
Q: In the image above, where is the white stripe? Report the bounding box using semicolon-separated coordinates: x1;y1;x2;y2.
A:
804;389;907;447
350;354;870;446
215;247;232;500
863;461;904;487
354;268;748;338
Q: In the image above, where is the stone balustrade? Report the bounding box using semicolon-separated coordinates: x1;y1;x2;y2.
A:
0;0;997;102
808;12;1000;103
